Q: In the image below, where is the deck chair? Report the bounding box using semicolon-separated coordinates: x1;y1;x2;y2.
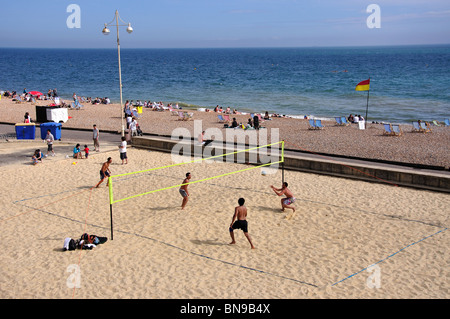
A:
340;116;350;126
335;117;342;125
315;119;324;129
444;119;450;126
177;111;185;121
392;124;402;136
184;112;193;120
383;124;394;135
218;115;226;123
412;121;423;133
171;111;179;116
420;121;432;133
132;109;141;119
72;100;84;110
223;115;231;123
257;114;264;122
432;120;441;126
308;119;317;130
14;96;24;104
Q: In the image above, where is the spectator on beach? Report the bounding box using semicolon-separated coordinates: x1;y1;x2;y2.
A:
73;144;83;159
24;112;32;123
32;149;43;165
253;114;259;130
93;124;100;152
348;114;354;123
198;131;213;146
126;114;132;129
231;117;239;128
264;111;271;120
247;118;253;128
45;129;55;157
214;105;219;112
119;136;128;165
84;145;90;159
129;117;138;136
53;88;58;97
353;115;359;123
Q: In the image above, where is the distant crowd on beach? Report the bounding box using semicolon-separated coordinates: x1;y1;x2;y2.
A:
2;87;372;124
1;88;113;108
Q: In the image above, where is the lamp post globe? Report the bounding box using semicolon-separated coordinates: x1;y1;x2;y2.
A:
102;25;110;35
126;23;133;34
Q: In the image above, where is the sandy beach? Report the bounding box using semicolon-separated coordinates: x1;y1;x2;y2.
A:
0;97;448;299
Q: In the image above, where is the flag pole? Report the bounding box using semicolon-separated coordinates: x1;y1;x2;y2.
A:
365;77;370;125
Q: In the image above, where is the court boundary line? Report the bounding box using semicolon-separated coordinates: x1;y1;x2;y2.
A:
331;227;448;286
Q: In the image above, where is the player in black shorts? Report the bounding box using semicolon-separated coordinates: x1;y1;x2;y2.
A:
229;198;255;249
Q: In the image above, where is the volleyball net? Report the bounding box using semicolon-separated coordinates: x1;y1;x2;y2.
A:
107;140;285;239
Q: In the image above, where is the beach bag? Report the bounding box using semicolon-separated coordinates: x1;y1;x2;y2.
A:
63;238;77;251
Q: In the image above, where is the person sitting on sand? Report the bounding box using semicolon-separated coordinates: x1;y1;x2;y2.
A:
73;144;83;159
95;157;112;188
32;149;43;165
270;182;295;212
229;198;255;249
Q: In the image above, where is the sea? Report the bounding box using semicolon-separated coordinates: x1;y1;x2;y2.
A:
1;45;449;124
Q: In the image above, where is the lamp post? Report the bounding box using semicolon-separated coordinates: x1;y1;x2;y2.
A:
102;10;133;137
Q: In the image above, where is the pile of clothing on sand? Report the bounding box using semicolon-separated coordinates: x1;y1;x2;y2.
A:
63;233;108;251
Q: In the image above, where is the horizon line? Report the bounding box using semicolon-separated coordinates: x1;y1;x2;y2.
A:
1;43;450;50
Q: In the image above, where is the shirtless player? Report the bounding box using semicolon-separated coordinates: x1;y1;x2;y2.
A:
179;172;191;210
271;182;296;212
229;198;255;249
95;157;112;188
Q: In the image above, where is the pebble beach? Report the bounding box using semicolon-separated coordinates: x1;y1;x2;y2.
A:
1;98;449;168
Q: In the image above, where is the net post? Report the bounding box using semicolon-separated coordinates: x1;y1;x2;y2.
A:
110;204;114;240
108;176;114;240
281;140;285;184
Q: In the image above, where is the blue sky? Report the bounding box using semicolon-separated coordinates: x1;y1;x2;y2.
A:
1;0;449;48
